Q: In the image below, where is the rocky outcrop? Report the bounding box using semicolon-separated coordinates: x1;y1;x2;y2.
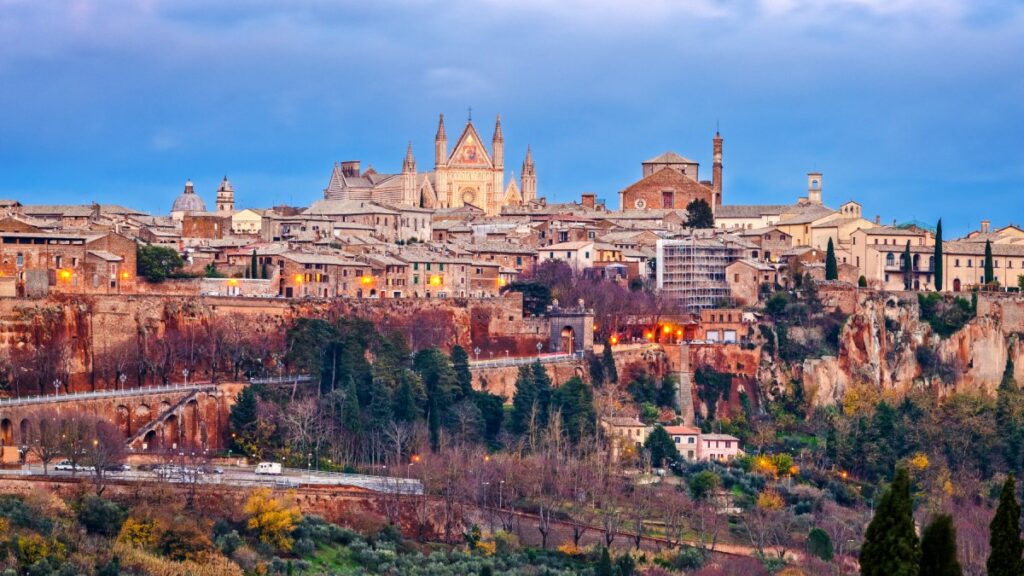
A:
794;292;1024;407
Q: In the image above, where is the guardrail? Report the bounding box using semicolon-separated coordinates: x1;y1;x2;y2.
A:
249;375;313;385
468;350;584;370
0;383;217;407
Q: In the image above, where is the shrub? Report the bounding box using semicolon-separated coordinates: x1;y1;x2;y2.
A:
77;495;127;537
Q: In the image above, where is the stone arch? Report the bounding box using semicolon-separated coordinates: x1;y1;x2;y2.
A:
19;419;29;445
953;278;961;292
560;326;576;354
164;414;179;450
116;405;131;437
183;399;200;449
574;366;586;379
133;404;152;432
0;418;11;446
143;430;157;451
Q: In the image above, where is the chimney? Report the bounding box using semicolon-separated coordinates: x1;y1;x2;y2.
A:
581;193;596;209
981;220;991;234
875;215;881;225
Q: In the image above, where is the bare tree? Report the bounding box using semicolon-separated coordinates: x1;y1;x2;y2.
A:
83;418;127;495
26;411;63;476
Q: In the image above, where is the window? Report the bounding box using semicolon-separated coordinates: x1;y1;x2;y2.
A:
955;259;960;267
584;251;590;259
967;260;972;268
516;256;522;266
662;190;674;208
886;253;895;267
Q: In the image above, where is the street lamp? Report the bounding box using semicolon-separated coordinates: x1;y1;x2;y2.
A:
536;342;543;357
53;379;61;396
473;347;481;361
307;452;313;483
119;373;126;392
182;368;190;387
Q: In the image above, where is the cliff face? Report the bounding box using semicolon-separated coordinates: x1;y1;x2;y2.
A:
791;293;1024;407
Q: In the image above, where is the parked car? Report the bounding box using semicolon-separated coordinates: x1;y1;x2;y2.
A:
104;463;131;472
54;460;95;472
200;465;224;475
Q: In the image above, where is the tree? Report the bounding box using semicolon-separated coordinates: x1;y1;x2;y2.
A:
825;237;838;281
450;345;473;398
230;386;259;449
25;412;62;476
510;363;551;438
919;514;961;576
860;468;920;576
656;375;678;409
985;240;995;285
203;263;225;278
392;376;418;423
987;475;1024;576
84;419;128;495
688;470;720;502
244;488;302;552
644;425;680;468
808;527;834;561
550;377;596;443
686;199;715;229
136;244;183;282
595;547;614;576
934;219;943;291
250;249;259;280
602;341;618;384
903;240;913;291
500;281;551;317
588;354;606;387
996;357;1024;471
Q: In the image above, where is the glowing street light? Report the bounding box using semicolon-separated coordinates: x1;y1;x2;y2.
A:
428;275;442;287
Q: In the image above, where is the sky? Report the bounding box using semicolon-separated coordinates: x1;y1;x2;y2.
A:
0;0;1022;237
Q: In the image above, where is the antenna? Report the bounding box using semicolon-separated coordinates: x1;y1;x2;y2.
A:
468;107;473;122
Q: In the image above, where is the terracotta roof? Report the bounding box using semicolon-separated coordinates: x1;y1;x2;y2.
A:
715;204;794;219
663;425;700;435
619;166;712;201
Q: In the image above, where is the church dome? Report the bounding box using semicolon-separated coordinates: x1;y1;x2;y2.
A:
171;179;207;213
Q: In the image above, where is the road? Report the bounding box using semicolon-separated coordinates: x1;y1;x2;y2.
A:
5;464;422;494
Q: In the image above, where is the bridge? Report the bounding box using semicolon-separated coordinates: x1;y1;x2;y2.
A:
0;382;244;461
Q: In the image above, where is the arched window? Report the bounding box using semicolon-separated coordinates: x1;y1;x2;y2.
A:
886;253;895;267
929;256;935;271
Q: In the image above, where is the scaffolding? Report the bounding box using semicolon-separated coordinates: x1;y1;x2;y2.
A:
656;233;744;312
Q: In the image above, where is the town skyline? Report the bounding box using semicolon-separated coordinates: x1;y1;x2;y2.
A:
2;1;1022;235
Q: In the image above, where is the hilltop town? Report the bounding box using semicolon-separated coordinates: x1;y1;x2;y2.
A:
1;114;1024;576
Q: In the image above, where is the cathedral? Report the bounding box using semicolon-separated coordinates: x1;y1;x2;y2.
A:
323;114;536;215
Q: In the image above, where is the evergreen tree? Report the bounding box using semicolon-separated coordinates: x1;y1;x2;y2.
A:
808;527;834;561
860;468;919;576
985;240;995;284
550;377;596;443
341;378;362;436
685;199;715;229
588;354;606;388
427;394;441;452
988;475;1024;576
595;548;613;576
251;249;259;280
229;386;259;449
510;363;552;437
367;376;393;431
473;390;504;446
643;425;680;468
996;357;1024;471
825;237;839;281
656;375;678;409
392;376;418;423
919;514;961;576
602;341;618;384
903;240;914;291
450;345;473;398
616;553;636;576
934;219;943;291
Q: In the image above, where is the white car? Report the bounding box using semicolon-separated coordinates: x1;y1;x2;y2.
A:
54;459;95;472
255;462;282;475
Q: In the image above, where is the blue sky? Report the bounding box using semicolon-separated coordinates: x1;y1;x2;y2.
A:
0;0;1022;237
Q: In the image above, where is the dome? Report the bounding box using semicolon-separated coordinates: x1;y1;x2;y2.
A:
171;179;207;213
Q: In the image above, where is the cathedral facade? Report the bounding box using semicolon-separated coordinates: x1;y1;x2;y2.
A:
324;114;536;215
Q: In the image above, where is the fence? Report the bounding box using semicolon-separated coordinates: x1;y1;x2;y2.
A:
0;383;217;408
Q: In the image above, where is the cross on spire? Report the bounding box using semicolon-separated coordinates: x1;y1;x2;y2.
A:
468;107;472;122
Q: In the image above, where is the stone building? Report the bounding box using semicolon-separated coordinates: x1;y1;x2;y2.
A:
170;180;207;221
324;114;536;216
618;132;722;212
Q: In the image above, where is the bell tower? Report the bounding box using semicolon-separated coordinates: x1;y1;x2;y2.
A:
215;176;234;213
807;172;823;205
521;146;537;203
434;113;449;207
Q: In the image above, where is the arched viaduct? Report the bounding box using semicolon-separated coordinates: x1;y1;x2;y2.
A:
0;382;245;461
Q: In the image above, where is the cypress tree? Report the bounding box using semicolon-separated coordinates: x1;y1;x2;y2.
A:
919;514;961;576
860;468;919;576
996;357;1024;471
934;219;943;291
229;386;259;449
602;341;618;384
509;365;537;436
988;475;1024;576
903;240;914;291
985;240;995;285
588;354;606;388
341;377;362;436
595;548;613;576
825;237;838;281
450;345;473;398
250;249;259;280
392;376;417;423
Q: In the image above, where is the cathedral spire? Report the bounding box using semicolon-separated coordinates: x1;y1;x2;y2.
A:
403;141;416;173
492;114;503;142
436;113;447;140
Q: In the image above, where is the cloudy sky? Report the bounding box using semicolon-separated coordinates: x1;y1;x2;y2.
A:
1;0;1022;236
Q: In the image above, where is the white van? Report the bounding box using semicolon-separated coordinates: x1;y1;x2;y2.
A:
255;462;282;475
